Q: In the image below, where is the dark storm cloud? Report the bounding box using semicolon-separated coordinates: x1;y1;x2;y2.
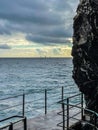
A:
26;35;66;45
0;0;64;25
0;0;78;45
0;44;11;49
0;22;11;35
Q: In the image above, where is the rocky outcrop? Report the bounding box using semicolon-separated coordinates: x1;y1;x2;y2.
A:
72;0;98;113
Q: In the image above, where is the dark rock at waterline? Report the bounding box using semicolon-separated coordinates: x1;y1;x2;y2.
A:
72;0;98;114
70;121;96;130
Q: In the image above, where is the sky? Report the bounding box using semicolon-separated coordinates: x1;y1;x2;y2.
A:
0;0;79;58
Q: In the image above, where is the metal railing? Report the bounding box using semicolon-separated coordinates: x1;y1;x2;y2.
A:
57;93;98;130
0;86;73;129
0;94;27;129
0;116;27;130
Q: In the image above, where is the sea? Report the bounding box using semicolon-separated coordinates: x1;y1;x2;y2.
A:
0;58;79;120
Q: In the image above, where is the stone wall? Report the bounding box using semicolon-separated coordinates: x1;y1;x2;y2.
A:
72;0;98;112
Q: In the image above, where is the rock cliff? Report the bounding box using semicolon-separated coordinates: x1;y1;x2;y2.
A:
72;0;98;113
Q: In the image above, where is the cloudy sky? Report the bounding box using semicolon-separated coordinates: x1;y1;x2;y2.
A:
0;0;79;57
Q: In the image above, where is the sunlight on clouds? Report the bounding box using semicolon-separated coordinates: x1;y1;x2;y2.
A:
0;33;72;57
0;46;72;58
0;49;37;57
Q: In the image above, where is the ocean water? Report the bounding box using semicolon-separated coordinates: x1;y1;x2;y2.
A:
0;58;79;120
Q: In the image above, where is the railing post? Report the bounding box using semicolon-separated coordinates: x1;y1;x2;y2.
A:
62;102;65;130
23;93;25;117
9;123;13;130
24;117;27;130
45;89;47;114
62;87;64;109
62;87;64;101
81;93;84;120
67;98;69;130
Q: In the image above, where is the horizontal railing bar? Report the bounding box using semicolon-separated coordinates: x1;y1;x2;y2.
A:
0;116;25;129
57;124;64;128
66;93;81;99
0;124;10;129
57;117;81;129
57;120;67;126
0;103;23;111
58;112;82;124
57;111;63;116
0;94;23;101
70;116;81;121
69;111;81;119
0;96;50;112
0;87;65;101
57;121;63;125
67;103;81;110
57;122;64;127
57;103;81;116
58;93;81;103
0;115;21;122
15;115;24;118
25;87;64;95
12;118;25;125
64;103;98;116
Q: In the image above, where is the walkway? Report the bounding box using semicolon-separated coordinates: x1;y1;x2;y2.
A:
15;109;62;130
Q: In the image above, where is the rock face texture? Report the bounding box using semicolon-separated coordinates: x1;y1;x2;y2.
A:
72;0;98;113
